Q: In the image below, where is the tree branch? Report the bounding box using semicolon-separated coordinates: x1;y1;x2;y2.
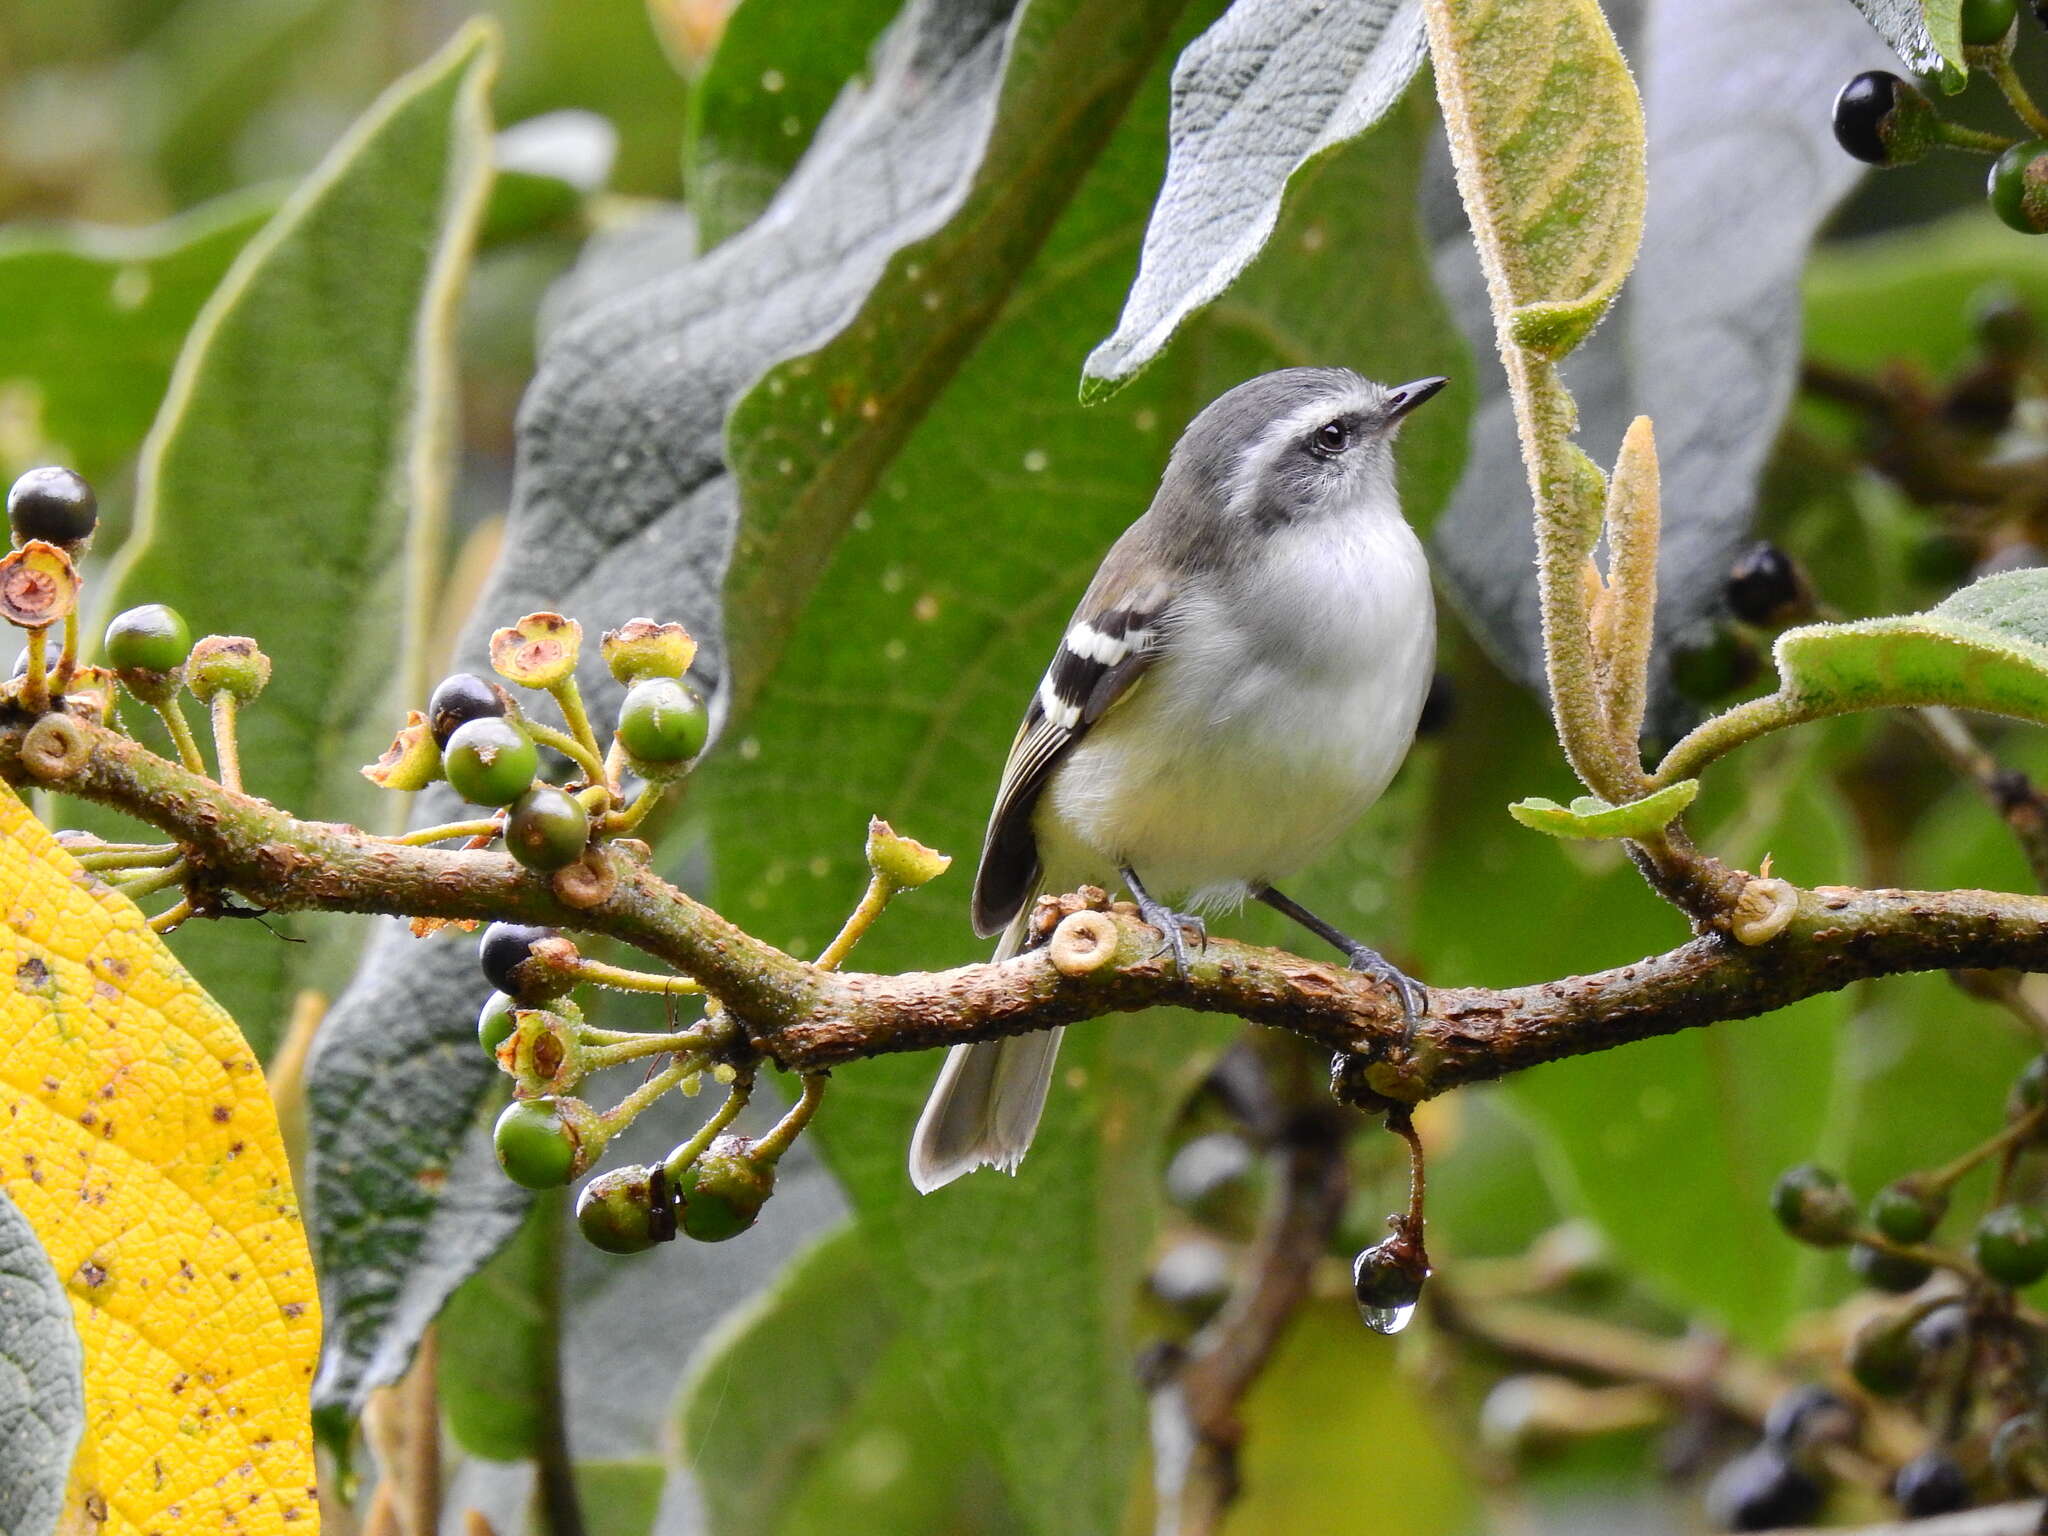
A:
12;710;2048;1104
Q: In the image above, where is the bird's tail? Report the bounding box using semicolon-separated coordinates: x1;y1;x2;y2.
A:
907;896;1062;1193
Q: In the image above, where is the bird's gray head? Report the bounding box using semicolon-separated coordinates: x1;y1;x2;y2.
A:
1163;367;1447;538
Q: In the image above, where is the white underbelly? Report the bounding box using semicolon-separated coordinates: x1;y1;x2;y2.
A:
1035;516;1433;906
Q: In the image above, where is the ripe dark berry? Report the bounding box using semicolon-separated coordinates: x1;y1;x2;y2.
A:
1725;542;1811;628
478;921;561;998
1832;72;1935;167
616;677;709;765
505;784;589;871
426;671;508;748
576;1164;677;1253
1763;1385;1857;1451
1852;1241;1933;1294
492;1098;581;1189
103;604;190;675
1849;1313;1924;1397
478;991;516;1057
7;466;97;547
443;717;538;806
1992;142;2048;234
1974;1203;2048;1286
1771;1164;1857;1247
1705;1445;1826;1532
674;1135;775;1241
1893;1450;1972;1517
1870;1179;1947;1245
1963;0;2019;44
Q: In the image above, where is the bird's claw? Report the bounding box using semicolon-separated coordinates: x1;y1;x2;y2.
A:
1137;902;1205;975
1346;945;1428;1043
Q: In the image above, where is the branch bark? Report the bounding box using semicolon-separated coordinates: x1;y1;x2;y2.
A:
12;710;2048;1104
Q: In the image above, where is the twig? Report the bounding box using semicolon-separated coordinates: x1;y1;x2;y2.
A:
1912;708;2048;893
533;1190;586;1536
1153;1045;1350;1536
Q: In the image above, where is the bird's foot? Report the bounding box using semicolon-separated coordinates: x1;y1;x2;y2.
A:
1134;895;1206;975
1345;945;1428;1041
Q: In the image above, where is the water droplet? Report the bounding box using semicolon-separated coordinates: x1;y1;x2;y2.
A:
1361;1300;1415;1335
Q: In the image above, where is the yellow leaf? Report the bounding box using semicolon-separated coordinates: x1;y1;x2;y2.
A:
1423;0;1646;359
0;785;320;1532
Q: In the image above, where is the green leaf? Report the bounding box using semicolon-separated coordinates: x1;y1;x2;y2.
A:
91;21;498;1062
0;1181;83;1536
1080;0;1427;396
307;0;1198;1433
699;67;1465;1536
1422;0;1645;359
683;0;901;248
0;190;274;489
1770;569;2048;726
1433;0;1889;715
439;1190;551;1461
1508;778;1699;839
1840;0;1968;88
578;1461;667;1536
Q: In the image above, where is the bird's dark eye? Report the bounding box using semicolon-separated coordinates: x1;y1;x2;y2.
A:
1311;419;1351;455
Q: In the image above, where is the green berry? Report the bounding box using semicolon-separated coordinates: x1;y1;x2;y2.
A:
1870;1179;1947;1245
1990;141;2048;235
478;991;516;1057
493;1098;581;1189
673;1136;775;1241
506;784;590;871
1847;1313;1923;1397
1851;1241;1933;1294
1964;0;2019;44
2011;1056;2048;1130
443;717;539;806
616;677;708;765
103;604;190;675
576;1164;677;1253
1975;1203;2048;1286
7;466;96;547
1772;1164;1857;1247
426;671;507;748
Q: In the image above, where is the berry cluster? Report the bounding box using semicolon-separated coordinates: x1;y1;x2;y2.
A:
1829;0;2048;233
1754;1052;2048;1522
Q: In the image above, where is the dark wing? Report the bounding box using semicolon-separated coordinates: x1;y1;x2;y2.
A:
970;572;1173;936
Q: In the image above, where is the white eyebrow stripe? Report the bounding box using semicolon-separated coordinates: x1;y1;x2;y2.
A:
1222;383;1383;518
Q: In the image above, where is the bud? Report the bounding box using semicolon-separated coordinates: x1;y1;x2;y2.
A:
361;711;444;791
865;817;952;890
490;610;582;689
0;542;80;630
185;635;272;705
600;617;696;685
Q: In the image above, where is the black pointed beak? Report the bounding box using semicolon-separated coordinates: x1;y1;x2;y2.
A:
1386;376;1449;419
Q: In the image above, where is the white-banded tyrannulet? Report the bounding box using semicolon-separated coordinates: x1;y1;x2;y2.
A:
909;366;1448;1192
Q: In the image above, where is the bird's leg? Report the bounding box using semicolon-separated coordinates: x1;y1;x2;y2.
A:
1255;885;1427;1034
1119;865;1205;975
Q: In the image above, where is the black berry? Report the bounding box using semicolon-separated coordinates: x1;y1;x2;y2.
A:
1832;72;1935;167
1706;1445;1826;1532
7;466;97;547
1892;1450;1971;1517
1725;542;1811;628
1764;1385;1856;1451
479;921;560;998
1852;1241;1933;1294
427;671;508;748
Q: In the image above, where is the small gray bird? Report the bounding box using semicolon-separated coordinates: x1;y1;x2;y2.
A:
908;367;1447;1193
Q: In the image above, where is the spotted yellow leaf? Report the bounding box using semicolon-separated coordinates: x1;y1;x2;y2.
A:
0;785;319;1532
